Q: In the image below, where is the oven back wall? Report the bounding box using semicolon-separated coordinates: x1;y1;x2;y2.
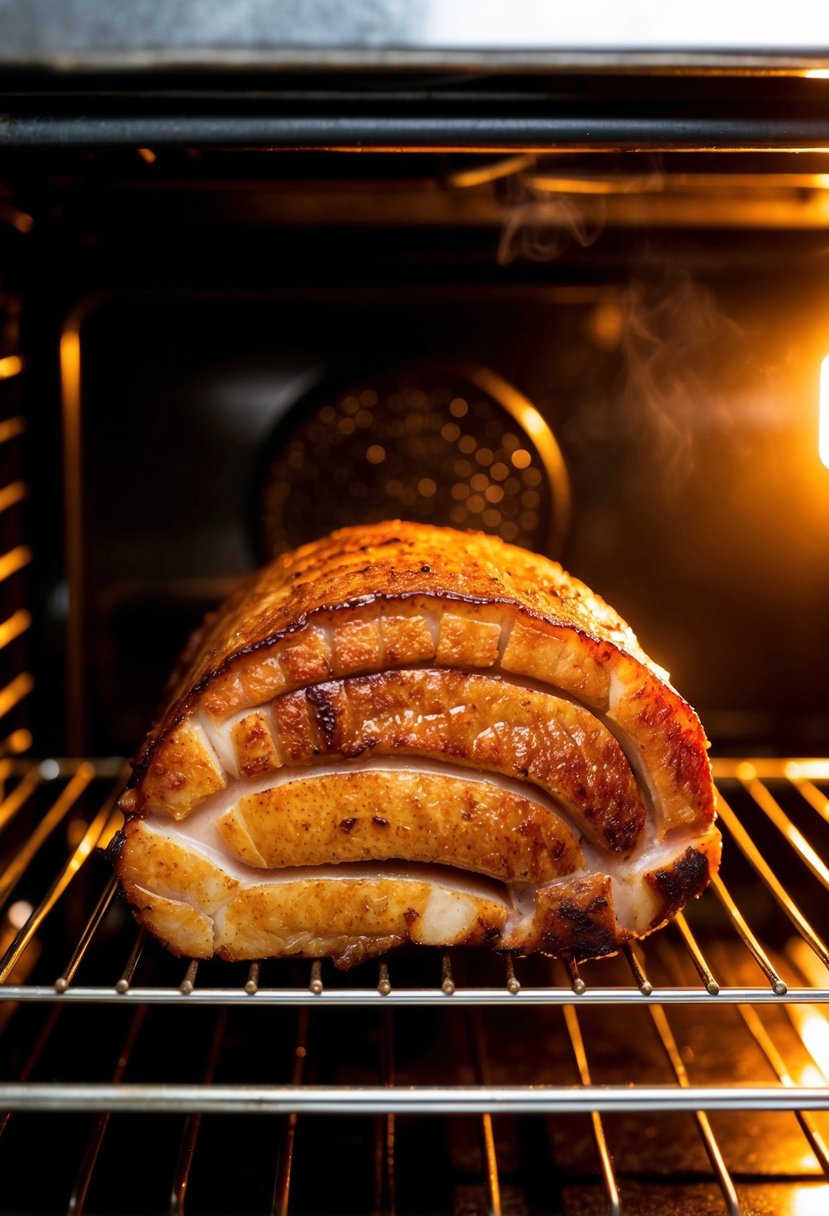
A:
58;259;829;759
10;151;828;756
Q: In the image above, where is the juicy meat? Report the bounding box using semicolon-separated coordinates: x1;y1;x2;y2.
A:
113;520;720;965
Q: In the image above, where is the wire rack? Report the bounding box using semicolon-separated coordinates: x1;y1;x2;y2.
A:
0;756;826;1215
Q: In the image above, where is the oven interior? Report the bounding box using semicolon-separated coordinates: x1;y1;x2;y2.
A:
0;62;828;1216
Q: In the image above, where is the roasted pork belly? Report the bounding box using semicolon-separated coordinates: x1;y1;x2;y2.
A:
112;520;720;965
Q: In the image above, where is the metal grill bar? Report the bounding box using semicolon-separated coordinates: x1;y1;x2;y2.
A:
740;773;829;890
716;791;829;968
708;873;788;994
704;940;829;1182
441;952;455;996
478;1112;501;1216
55;875;119;993
272;1008;309;1216
622;943;652;995
3;984;827;1006
673;913;721;995
735;1001;829;1178
782;942;829;1085
0;765;93;913
0;355;23;382
648;1002;740;1214
0;764;41;832
561;1004;621;1216
180;960;200;997
711;759;829;780
0;417;25;445
0;545;31;583
0;672;33;719
0;763;111;982
0;1083;826;1115
13;110;829;154
564;957;586;996
374;1007;396;1216
0;730;33;759
0;481;27;514
115;929;146;994
170;1008;228;1215
465;1007;502;1216
789;775;829;822
0;610;30;651
0;1004;62;1139
68;1006;148;1216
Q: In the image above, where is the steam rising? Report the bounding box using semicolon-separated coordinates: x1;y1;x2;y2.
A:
496;162;663;264
619;270;745;486
498;192;605;264
495;166;750;491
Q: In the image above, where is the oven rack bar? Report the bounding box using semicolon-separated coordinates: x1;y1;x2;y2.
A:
1;983;826;1006
0;1082;828;1116
0;756;827;1006
8;109;829;153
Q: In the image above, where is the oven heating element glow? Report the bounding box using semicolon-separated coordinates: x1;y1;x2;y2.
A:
821;353;829;469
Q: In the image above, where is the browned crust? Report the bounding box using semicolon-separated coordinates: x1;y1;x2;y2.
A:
532;873;622;959
127;522;712;827
277;669;646;855
115;521;719;964
219;767;585;883
645;845;713;922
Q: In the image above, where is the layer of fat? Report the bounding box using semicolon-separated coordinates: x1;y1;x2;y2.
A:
163;755;579;852
134;755;711;939
134;815;510;907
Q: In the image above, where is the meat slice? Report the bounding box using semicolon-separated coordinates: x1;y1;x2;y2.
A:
113;520;720;965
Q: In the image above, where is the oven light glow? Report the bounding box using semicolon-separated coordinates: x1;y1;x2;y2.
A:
821;354;829;469
792;1183;829;1216
6;901;32;932
0;355;23;382
789;1007;829;1081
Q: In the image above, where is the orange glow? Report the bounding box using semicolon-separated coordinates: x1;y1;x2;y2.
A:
804;69;829;78
0;355;23;381
821;354;829;469
792;1184;829;1216
5;729;31;755
0;546;31;583
791;1007;829;1082
0;609;31;651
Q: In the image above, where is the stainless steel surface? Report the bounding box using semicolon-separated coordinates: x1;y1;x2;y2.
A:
1;0;829;70
0;1083;828;1116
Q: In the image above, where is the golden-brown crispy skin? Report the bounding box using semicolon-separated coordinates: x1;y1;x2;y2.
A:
279;670;646;854
115;520;719;966
126;522;713;834
218;768;585;882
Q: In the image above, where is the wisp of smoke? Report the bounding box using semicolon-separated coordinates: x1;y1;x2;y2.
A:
619;271;745;488
497;194;606;264
494;165;752;494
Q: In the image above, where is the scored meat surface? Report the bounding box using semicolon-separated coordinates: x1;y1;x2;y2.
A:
112;520;721;966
